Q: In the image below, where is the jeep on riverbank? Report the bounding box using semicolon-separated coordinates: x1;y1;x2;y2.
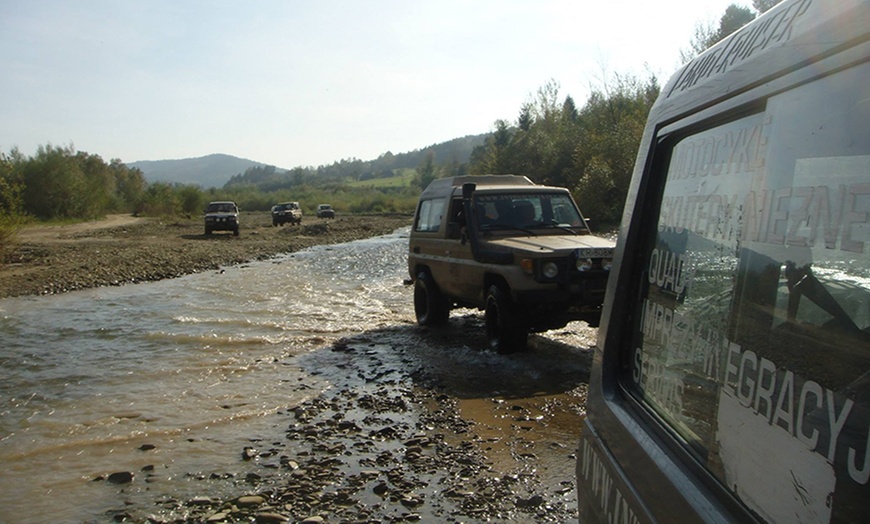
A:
204;201;240;236
408;175;614;352
271;202;302;226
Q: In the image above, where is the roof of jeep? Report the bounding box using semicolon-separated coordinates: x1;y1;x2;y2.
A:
420;175;542;199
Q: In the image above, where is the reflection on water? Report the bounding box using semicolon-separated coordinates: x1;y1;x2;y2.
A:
0;229;412;523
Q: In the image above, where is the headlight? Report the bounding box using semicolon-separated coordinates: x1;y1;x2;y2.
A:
542;261;559;279
603;258;613;271
576;258;593;271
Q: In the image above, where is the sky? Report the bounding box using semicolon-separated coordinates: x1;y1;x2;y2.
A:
0;0;746;169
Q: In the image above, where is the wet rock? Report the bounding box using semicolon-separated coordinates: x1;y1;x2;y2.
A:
242;446;258;460
107;471;133;484
138;443;156;451
254;512;291;523
515;494;544;508
236;495;266;507
372;482;389;496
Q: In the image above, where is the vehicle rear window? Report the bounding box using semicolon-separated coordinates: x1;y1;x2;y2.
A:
624;62;870;522
415;198;444;232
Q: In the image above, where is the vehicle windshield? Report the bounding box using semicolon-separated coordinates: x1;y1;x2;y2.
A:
473;192;587;232
207;203;236;213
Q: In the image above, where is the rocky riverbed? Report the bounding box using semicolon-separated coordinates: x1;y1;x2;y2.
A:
1;212;589;523
102;326;589;523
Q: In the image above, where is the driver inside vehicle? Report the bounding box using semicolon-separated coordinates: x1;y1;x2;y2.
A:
512;200;536;227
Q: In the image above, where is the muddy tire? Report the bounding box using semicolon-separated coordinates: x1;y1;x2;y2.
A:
485;285;527;353
414;272;449;326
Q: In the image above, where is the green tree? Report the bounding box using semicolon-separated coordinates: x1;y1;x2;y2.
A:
415;151;437;189
573;72;659;225
681;3;758;62
753;0;779;13
138;182;179;216
178;185;206;216
110;159;146;212
19;144;90;219
718;4;756;40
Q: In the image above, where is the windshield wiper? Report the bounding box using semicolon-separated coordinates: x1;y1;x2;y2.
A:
480;223;537;236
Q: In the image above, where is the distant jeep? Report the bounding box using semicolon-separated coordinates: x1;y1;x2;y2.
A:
204;201;240;236
271;202;302;226
407;175;614;352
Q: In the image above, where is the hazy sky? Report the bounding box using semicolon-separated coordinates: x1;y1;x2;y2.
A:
1;0;744;168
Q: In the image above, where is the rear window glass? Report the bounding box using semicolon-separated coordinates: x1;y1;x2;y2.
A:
625;62;870;522
415;198;444;232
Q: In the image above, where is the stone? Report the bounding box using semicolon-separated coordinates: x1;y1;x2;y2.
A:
236;495;266;507
107;471;134;484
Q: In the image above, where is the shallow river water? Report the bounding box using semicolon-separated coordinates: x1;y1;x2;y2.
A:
0;228;593;523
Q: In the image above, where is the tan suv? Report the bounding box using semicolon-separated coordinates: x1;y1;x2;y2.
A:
408;175;614;352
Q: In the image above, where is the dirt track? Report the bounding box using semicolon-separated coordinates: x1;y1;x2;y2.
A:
0;212;412;298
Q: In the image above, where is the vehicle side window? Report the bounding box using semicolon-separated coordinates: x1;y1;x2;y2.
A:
415;198;445;232
625;62;870;522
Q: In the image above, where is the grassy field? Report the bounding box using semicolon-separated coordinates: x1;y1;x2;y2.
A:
347;169;416;188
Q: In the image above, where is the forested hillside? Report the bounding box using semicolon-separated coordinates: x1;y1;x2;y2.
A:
128;154;268;188
223;134;485;190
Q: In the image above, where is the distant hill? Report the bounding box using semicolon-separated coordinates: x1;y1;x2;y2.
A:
127;154;270;188
127;133;489;189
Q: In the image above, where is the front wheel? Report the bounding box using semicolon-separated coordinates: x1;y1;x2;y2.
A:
414;272;449;326
484;285;527;353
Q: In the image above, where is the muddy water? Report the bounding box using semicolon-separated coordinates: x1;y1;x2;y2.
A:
0;227;594;523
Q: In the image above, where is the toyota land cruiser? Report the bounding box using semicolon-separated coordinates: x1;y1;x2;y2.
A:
408;175;615;352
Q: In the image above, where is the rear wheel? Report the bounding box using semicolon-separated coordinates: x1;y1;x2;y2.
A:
414;272;449;326
485;285;527;353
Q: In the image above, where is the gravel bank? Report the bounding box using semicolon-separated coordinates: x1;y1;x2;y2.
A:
0;213;412;299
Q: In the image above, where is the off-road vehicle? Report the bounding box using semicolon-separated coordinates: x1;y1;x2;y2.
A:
204;201;239;236
316;203;335;219
578;1;870;522
271;202;302;226
407;175;614;352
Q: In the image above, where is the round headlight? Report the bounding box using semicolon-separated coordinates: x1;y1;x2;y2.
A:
576;258;592;271
542;261;559;279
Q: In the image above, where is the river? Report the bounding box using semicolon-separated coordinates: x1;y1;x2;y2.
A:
0;228;593;523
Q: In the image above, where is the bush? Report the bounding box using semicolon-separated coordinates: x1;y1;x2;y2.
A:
0;214;24;267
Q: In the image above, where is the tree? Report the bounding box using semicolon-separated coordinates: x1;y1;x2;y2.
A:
19;144;89;219
718;4;756;40
752;0;779;14
415;151;437;189
573;72;659;224
681;3;757;63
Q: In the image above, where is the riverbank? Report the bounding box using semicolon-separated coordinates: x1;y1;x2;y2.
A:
0;212;412;299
